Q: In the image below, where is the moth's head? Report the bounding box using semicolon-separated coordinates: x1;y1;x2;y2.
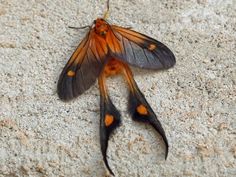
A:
93;18;109;36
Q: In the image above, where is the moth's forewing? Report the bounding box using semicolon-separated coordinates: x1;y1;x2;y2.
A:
109;25;176;70
57;30;109;101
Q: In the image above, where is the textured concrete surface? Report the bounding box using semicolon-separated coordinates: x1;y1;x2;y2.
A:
0;0;236;176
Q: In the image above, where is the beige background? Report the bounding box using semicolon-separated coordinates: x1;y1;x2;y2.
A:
0;0;235;176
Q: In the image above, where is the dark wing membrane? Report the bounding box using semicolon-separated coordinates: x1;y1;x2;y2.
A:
110;25;176;69
57;30;108;101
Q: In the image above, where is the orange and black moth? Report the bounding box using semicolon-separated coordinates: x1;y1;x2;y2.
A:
57;2;175;176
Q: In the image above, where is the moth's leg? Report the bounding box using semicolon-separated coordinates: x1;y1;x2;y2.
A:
98;71;121;176
121;63;169;159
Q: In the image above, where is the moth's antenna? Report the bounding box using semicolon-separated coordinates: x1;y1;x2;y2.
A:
68;25;91;30
103;0;110;19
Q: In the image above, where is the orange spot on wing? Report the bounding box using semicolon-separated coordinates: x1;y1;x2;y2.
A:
105;114;114;127
67;70;75;77
148;44;156;51
136;104;148;115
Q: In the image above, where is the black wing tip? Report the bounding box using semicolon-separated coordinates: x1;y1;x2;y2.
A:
100;140;115;176
162;134;169;160
101;141;115;176
57;83;74;102
159;45;176;69
103;156;115;176
164;54;176;69
57;73;85;101
165;143;169;160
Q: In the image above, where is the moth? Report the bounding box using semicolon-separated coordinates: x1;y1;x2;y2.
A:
57;0;175;176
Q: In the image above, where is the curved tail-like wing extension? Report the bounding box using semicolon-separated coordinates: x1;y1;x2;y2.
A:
122;63;169;158
98;70;121;176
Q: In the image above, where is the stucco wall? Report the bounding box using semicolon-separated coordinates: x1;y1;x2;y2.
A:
0;0;235;176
